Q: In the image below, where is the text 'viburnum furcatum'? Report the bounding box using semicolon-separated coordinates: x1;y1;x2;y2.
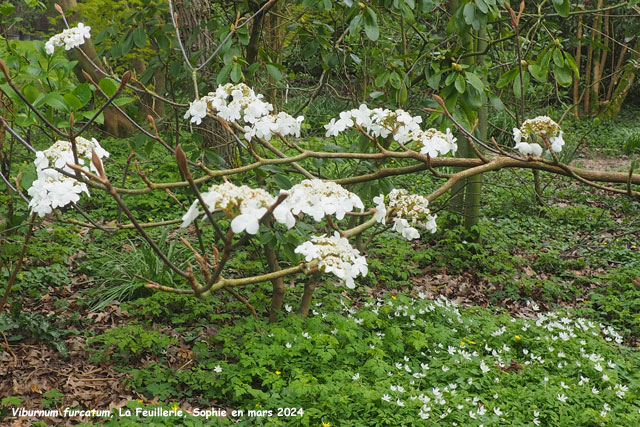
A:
374;189;437;240
513;116;565;157
324;105;458;157
28;137;109;217
45;23;91;55
183;83;303;141
294;233;368;288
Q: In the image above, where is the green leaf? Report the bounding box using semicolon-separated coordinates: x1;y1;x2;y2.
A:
375;71;390;87
73;83;92;106
1;396;22;406
496;68;518;88
113;97;135;106
563;52;580;78
99;77;119;97
552;0;570;17
363;8;379;41
552;49;565;68
270;175;293;190
426;71;442;89
266;64;282;81
133;27;146;49
0;2;15;16
489;94;505;111
40;92;69;112
512;71;529;98
231;63;243;83
463;3;476;26
397;84;408;105
349;14;362;35
465;72;484;91
474;0;488;14
217;64;231;84
554;64;573;87
389;72;402;89
63;93;83;111
528;63;547;83
22;85;41;104
455;73;466;93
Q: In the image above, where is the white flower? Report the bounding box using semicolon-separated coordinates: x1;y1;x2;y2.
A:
294;233;367;288
513;116;564;156
284;180;363;222
285;342;292;348
591;387;599;395
45;23;91;55
373;194;387;224
396;399;404;407
557;393;567;403
494;407;503;416
352;373;360;380
184;99;208;125
324;107;456;156
214;365;222;373
27;137;108;217
480;360;490;373
381;394;391;402
180;182;291;232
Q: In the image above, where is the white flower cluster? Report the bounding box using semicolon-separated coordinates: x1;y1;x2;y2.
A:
184;83;303;141
180;179;366;234
294;232;368;288
283;179;364;222
45;23;91;55
180;182;294;233
374;189;437;240
324;105;457;157
28;137;109;217
513;116;565;156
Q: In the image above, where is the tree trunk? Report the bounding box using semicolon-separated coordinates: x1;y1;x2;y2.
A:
573;15;582;118
265;246;286;323
175;0;237;165
588;0;604;116
58;0;136;137
599;38;640;120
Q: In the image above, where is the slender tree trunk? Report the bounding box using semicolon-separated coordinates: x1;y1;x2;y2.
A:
175;0;237;165
463;29;487;230
598;13;610;82
573;15;583;118
588;0;604;116
265;246;286;323
600;38;640;119
605;45;627;102
58;0;136;137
